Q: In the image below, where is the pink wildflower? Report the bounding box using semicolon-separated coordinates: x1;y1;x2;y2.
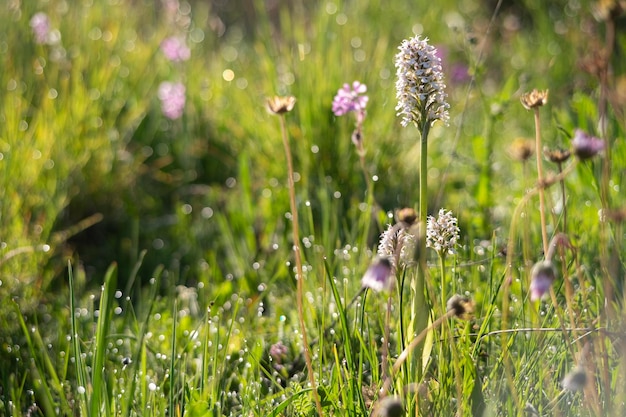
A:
332;81;369;116
571;129;605;160
158;82;186;120
30;12;51;44
160;36;191;62
529;260;557;301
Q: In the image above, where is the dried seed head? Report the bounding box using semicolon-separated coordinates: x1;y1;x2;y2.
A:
266;96;296;114
446;294;474;320
396;207;418;225
520;89;549;110
509;138;534;162
544;147;571;164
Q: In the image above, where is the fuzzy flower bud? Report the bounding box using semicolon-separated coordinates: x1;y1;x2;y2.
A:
571;129;605;160
426;208;460;256
562;366;588;392
529;260;557;301
395;36;449;128
361;257;394;292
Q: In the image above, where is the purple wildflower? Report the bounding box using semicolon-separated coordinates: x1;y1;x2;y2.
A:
30;12;51;44
571;129;605;160
332;81;369;116
158;81;186;120
361;257;394;292
529;260;557;301
160;36;191;62
269;342;288;363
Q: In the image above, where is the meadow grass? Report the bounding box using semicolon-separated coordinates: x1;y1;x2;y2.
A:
1;0;625;416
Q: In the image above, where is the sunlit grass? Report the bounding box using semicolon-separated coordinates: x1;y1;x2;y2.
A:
1;0;625;416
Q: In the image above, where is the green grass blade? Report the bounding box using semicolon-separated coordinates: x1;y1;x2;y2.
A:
90;263;118;417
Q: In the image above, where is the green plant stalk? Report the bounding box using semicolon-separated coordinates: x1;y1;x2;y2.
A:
411;118;431;381
279;113;323;416
170;300;177;417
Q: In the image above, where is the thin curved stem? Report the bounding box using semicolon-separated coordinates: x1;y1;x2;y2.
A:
533;108;549;256
279;114;323;416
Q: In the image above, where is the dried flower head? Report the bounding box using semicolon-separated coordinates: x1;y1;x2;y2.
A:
520;89;549;110
509;138;534;162
377;224;416;270
361;257;394;292
396;207;418;225
160;36;191;62
571;129;605;160
266;96;296;115
562;366;588;392
332;81;369;116
158;81;186;120
544;147;571;164
529;260;557;301
395;36;449;128
426;208;460;256
446;294;474;320
373;396;405;417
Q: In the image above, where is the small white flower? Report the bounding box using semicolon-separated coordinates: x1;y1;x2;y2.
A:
426;208;460;256
377;224;416;270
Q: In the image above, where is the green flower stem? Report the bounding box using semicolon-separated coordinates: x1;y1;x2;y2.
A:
411;118;431;381
279;113;323;416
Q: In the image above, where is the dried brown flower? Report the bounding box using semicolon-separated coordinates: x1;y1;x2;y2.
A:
544;147;571;164
266;96;296;114
509;138;534;162
446;294;474;320
396;207;418;225
520;89;549;110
